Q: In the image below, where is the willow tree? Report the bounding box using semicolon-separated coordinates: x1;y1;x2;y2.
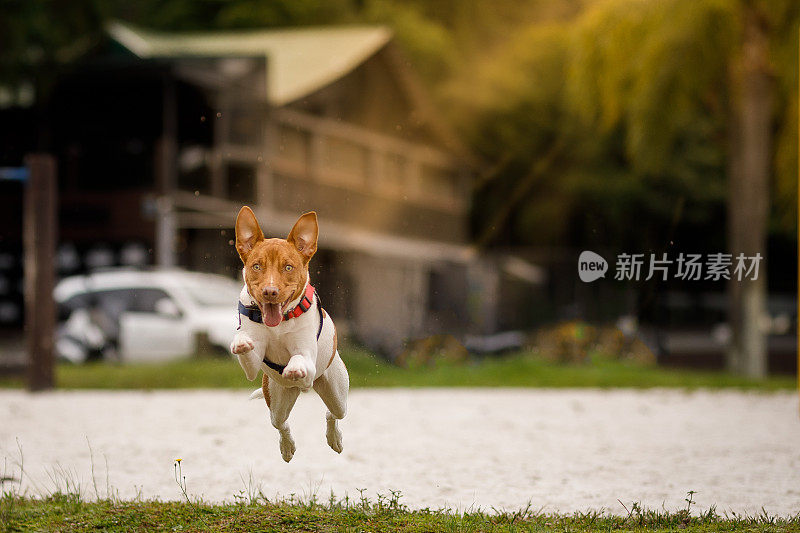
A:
446;0;797;376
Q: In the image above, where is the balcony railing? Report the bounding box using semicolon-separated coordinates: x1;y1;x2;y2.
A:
177;108;468;214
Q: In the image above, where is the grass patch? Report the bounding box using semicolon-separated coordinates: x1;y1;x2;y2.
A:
346;349;796;390
2;492;799;532
0;346;794;390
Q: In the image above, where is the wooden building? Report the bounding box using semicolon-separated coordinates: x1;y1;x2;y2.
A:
0;23;490;355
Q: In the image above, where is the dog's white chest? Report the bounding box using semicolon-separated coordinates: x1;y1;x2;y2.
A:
249;302;337;385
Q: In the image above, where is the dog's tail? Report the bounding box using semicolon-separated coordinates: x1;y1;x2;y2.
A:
248;388;264;400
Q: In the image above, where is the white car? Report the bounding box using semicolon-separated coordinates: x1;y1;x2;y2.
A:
55;269;240;363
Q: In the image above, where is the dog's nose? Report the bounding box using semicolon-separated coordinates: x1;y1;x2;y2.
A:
263;286;279;299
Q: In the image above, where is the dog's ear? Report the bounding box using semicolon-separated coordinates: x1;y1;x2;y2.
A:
287;211;318;263
235;206;264;263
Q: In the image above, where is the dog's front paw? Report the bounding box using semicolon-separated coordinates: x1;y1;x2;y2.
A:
282;358;307;381
230;333;255;355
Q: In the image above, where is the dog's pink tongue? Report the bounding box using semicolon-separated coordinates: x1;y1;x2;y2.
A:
262;303;282;327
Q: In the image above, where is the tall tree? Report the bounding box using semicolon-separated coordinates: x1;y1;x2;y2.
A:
445;0;796;376
727;2;773;377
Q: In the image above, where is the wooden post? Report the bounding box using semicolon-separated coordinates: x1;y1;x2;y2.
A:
310;131;326;183
154;192;177;268
367;148;384;193
211;89;231;198
258;109;276;208
24;154;57;391
155;74;178;268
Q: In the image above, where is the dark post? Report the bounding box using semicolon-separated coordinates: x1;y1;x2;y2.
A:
24;154;57;391
154;73;178;267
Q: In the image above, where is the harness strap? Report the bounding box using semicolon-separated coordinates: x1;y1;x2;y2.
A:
315;291;324;340
263;358;287;374
237;289;325;374
238;301;262;324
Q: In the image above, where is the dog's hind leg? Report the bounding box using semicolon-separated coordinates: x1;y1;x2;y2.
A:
313;353;349;454
266;377;301;462
259;373;271;406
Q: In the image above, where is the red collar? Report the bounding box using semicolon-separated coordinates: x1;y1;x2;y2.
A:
283;283;316;320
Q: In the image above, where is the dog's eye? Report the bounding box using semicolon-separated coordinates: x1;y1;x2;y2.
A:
284;264;293;272
252;264;261;271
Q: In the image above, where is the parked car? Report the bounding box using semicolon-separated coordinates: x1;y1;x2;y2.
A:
55;268;240;363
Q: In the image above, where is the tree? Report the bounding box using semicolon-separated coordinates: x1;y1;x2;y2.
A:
445;0;797;376
727;2;775;377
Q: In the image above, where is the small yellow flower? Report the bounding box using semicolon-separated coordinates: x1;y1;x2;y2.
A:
175;458;182;463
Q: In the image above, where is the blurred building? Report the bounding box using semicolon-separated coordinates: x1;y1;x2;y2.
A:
0;23;488;355
0;24;792;371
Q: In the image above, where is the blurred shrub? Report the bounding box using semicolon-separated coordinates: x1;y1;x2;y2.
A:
531;321;655;365
396;334;469;368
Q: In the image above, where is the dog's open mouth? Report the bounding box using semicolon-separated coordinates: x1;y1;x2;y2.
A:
260;297;291;327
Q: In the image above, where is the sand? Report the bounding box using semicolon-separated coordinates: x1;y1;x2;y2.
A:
1;388;799;515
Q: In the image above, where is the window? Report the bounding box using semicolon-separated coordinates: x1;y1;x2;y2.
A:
180;278;240;307
226;163;256;202
129;288;174;314
61;288;177;318
382;153;406;193
322;137;367;186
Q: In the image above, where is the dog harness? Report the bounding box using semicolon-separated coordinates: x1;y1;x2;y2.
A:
237;283;324;374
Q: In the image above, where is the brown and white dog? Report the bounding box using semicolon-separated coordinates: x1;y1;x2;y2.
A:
230;206;348;462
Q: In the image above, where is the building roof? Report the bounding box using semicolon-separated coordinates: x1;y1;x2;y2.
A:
107;22;393;106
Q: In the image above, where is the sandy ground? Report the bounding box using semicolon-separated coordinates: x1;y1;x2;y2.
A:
1;388;799;516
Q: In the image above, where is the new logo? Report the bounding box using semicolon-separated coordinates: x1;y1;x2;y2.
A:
578;250;608;282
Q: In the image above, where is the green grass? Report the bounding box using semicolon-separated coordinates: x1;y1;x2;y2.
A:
2;493;799;532
0;346;795;390
345;350;797;390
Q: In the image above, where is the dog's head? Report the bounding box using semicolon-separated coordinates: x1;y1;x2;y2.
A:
234;206;318;327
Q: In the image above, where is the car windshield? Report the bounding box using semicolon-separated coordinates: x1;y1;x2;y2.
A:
180;276;241;307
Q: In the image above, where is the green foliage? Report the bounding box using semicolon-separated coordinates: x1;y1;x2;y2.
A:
569;0;736;177
447;24;571;158
764;0;800;237
214;0;357;30
99;0;358;31
445;0;797;249
566;0;736;247
0;0;106;87
360;1;457;84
